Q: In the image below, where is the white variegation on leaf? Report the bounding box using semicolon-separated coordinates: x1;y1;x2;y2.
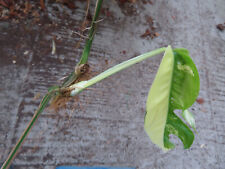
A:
144;46;174;151
182;109;197;133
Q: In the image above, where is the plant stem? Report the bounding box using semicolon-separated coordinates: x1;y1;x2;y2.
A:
70;47;166;96
1;92;53;169
62;0;103;87
1;1;104;168
79;0;103;65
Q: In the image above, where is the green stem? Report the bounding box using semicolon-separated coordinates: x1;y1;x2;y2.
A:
79;0;103;65
70;47;166;96
1;1;104;168
1;93;53;169
62;0;103;87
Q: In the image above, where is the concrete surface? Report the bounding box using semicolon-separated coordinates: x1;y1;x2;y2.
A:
0;0;225;169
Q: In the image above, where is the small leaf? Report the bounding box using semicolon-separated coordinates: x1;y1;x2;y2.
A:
144;46;200;151
182;109;197;133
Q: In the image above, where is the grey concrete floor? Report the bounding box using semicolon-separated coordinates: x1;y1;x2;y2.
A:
0;0;225;169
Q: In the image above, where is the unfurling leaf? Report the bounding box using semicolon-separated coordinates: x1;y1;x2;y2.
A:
144;46;200;151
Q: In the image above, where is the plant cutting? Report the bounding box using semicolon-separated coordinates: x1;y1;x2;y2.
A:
1;0;200;169
66;46;199;151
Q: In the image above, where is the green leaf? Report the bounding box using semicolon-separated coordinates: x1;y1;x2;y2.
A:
182;109;197;133
144;46;200;151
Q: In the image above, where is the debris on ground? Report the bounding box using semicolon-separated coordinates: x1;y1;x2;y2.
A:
120;50;126;55
118;0;137;4
200;144;206;149
57;0;76;9
0;0;42;21
140;15;159;39
0;0;76;21
216;23;225;31
102;8;113;18
33;93;41;101
51;37;56;55
40;0;45;10
142;0;153;5
196;98;204;104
